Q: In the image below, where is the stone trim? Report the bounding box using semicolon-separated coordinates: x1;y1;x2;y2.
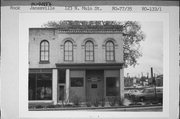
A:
102;38;118;49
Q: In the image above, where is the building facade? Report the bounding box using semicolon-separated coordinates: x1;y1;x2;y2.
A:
29;27;124;105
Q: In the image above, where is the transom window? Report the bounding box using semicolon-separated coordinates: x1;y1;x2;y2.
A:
105;41;115;61
40;40;49;62
85;41;94;61
64;41;73;61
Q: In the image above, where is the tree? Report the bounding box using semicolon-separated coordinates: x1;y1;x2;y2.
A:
122;21;145;67
42;21;145;67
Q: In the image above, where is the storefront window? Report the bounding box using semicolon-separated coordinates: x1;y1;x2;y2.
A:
106;77;119;96
29;73;52;100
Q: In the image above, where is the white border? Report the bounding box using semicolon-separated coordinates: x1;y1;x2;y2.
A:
19;13;169;118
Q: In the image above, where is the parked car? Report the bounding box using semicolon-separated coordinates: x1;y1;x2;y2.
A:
130;87;163;103
124;88;144;98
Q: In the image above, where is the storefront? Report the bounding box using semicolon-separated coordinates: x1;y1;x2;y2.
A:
29;63;124;104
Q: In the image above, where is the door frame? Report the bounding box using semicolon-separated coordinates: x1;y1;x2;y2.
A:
57;84;65;103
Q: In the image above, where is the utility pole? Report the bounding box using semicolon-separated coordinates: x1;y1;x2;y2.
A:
151;67;157;101
151;67;153;86
154;73;157;99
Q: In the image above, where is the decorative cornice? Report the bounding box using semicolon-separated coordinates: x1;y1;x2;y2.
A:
29;28;123;34
57;30;122;34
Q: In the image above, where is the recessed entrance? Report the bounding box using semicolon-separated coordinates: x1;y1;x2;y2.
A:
86;70;104;101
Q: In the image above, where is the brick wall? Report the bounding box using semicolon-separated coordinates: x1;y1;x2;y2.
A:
29;28;124;68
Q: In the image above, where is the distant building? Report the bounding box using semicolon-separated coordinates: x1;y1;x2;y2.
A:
28;23;125;105
156;75;163;87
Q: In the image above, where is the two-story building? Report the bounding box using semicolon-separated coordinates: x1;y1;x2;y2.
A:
29;25;124;105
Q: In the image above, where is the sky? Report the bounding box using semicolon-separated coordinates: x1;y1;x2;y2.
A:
23;14;163;78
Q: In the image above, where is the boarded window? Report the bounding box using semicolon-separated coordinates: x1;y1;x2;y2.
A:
106;77;119;96
71;78;83;87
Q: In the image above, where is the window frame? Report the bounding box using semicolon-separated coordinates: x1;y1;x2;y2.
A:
64;40;73;61
39;40;50;63
85;40;94;61
105;41;115;61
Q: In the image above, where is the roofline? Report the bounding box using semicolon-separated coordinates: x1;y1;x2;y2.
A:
29;28;123;34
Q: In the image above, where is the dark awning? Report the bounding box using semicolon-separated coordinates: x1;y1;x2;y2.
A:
55;63;124;70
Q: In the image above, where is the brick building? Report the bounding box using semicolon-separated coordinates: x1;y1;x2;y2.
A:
28;26;124;105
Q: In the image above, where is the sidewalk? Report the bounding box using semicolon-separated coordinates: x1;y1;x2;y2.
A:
29;104;162;111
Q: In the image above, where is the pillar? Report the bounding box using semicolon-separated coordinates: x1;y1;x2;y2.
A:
52;69;58;105
120;68;124;100
65;69;70;103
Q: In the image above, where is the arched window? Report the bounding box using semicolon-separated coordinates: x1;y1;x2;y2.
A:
85;41;94;61
105;41;115;61
64;41;73;61
40;40;49;62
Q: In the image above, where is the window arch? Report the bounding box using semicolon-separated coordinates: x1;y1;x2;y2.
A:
64;40;73;61
85;41;94;61
105;41;115;61
40;40;49;62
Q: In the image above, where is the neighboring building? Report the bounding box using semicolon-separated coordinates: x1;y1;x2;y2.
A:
156;75;163;87
147;75;163;87
29;24;124;105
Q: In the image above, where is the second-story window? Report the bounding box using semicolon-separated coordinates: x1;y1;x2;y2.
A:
106;41;115;61
85;41;94;61
64;41;73;61
40;40;49;62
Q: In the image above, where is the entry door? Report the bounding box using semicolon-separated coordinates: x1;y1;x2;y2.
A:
58;85;65;102
86;70;104;101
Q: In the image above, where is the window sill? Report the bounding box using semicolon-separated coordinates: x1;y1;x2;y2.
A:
39;61;50;64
